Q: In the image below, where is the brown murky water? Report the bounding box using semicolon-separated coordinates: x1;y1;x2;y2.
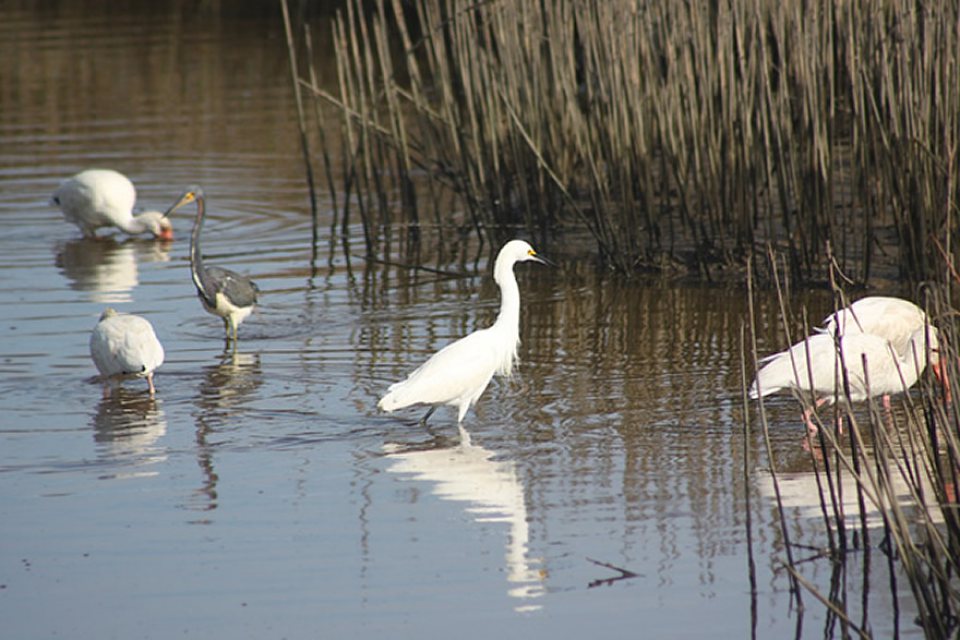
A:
0;3;933;638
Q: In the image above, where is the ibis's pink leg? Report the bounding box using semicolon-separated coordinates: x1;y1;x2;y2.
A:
146;372;156;397
802;397;830;435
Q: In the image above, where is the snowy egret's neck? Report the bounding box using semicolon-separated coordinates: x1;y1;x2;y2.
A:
493;257;522;333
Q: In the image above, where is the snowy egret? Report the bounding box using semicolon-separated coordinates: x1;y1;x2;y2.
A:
378;239;550;426
52;169;175;240
89;308;165;396
166;186;259;343
750;326;939;433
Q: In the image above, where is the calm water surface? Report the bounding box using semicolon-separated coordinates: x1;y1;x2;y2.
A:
0;3;931;638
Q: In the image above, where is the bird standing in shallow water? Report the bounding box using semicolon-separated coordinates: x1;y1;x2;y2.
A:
378;240;550;432
749;326;940;434
822;296;947;402
822;296;929;357
52;169;175;240
167;186;259;344
89;308;165;396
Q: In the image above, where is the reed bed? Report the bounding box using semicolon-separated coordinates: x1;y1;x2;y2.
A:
288;0;959;281
745;270;960;638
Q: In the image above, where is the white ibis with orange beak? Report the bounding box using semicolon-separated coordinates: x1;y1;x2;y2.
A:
823;296;947;395
750;326;940;434
89;308;165;396
52;169;175;240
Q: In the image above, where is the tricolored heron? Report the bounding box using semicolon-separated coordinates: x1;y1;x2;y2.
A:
167;186;259;343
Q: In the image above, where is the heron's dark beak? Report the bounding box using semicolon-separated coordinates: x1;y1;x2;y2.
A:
163;186;203;217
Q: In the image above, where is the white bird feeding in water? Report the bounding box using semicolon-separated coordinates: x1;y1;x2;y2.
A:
167;186;259;343
749;326;939;434
52;169;175;240
378;239;550;428
89;308;165;396
822;296;928;356
822;296;948;403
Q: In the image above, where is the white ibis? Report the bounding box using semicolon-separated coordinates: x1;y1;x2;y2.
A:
823;297;928;355
378;240;550;428
52;169;175;240
750;326;939;433
823;296;947;400
167;186;259;343
89;308;165;396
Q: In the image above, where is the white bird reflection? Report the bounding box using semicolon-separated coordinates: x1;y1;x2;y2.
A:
384;437;545;611
758;467;947;529
55;237;172;303
91;390;168;479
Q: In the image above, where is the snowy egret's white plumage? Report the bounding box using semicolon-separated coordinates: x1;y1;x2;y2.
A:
378;239;549;425
52;169;174;240
166;186;259;343
750;326;939;432
89;308;165;396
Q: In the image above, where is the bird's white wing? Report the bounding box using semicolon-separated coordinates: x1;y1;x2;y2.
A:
823;297;925;350
91;315;163;377
381;329;501;410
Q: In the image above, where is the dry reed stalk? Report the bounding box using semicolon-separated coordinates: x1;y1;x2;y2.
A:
296;0;959;278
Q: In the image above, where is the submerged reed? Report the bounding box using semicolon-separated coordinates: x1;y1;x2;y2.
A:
292;0;958;282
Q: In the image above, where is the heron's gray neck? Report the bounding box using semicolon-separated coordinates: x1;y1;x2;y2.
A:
189;201;215;303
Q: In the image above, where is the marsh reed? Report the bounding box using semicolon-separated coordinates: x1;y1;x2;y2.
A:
745;270;960;638
289;0;959;281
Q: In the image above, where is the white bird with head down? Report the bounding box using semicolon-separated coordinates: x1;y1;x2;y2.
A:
823;296;929;356
89;308;165;396
52;169;175;240
378;239;550;427
167;186;259;343
750;326;939;434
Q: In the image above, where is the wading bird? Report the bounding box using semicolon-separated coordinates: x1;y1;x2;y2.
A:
378;240;550;430
52;169;175;240
823;296;928;356
823;296;947;402
749;326;939;434
89;308;165;396
167;186;259;343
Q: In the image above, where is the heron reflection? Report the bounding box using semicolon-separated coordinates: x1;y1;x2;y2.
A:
187;348;264;517
384;437;545;610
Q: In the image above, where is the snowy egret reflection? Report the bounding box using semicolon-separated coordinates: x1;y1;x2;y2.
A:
384;439;545;611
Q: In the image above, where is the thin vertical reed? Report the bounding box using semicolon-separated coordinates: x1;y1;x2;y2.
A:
295;0;958;279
